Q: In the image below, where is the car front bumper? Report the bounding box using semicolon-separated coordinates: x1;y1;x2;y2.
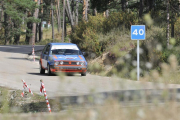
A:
50;65;87;73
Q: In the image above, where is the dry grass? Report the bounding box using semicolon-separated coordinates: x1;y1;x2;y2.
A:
14;26;72;45
43;27;62;41
43;26;72;41
141;54;180;84
0;100;180;120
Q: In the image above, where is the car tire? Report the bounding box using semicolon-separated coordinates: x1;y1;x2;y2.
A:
40;62;45;74
47;64;52;76
81;72;86;76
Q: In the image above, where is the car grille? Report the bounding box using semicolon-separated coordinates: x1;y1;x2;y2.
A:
63;61;77;65
63;62;69;65
71;62;77;65
61;67;81;70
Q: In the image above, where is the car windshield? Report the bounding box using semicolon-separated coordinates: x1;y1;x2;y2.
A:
51;49;82;55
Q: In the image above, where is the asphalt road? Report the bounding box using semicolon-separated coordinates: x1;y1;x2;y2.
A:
0;45;180;98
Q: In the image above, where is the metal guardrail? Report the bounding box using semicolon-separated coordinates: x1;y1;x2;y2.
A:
57;88;180;106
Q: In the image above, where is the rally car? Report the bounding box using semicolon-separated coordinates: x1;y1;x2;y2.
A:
39;43;87;76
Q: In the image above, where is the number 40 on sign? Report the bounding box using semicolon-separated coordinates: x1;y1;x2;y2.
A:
131;25;145;40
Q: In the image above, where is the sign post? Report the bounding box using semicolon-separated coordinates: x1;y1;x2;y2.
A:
131;25;145;81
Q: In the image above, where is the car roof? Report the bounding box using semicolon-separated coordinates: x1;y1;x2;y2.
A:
50;43;77;46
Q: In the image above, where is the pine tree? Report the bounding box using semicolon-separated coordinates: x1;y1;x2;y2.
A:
2;0;39;45
29;0;41;45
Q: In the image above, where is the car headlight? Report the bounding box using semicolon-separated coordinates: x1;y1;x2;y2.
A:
55;61;59;66
81;62;85;66
76;62;80;65
60;61;64;65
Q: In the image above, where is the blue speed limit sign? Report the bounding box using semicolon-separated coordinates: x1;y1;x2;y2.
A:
131;25;145;40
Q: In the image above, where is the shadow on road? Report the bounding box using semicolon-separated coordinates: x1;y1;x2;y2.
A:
27;73;53;76
27;72;82;77
7;57;28;60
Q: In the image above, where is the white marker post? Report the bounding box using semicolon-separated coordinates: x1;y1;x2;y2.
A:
131;25;145;81
137;40;139;81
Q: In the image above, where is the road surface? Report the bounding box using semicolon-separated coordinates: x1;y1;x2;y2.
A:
0;45;180;98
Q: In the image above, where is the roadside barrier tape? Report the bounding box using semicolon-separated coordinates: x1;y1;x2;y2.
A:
21;80;34;97
40;79;51;113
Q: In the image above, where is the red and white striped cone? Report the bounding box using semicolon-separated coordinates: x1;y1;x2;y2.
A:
21;80;34;97
21;86;25;97
40;79;51;113
21;84;26;97
32;44;35;62
21;91;24;97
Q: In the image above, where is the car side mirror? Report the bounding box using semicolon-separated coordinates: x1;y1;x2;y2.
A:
82;52;86;55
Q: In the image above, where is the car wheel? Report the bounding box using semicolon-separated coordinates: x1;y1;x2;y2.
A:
81;72;86;76
40;62;45;74
47;64;52;76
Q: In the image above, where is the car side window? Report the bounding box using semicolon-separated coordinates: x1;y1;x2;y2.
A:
42;45;48;54
45;45;50;55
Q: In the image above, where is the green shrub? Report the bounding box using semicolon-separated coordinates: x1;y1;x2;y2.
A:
71;12;139;57
103;11;138;33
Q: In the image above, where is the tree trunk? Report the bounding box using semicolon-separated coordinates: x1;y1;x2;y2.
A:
167;0;169;46
0;11;2;30
83;0;86;20
62;0;66;42
71;0;75;23
65;6;74;32
35;23;38;42
13;22;20;44
4;12;10;45
94;8;97;16
29;0;41;45
25;21;32;44
38;0;43;42
171;23;174;38
76;0;79;25
126;1;129;13
85;0;88;21
51;1;54;40
179;0;180;16
65;6;70;21
39;21;43;42
139;0;143;18
0;1;3;30
58;0;61;32
56;0;61;33
105;10;109;17
148;0;153;11
67;0;74;27
65;13;67;38
122;0;126;11
14;34;20;45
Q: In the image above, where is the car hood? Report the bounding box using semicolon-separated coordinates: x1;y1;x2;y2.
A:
51;55;86;61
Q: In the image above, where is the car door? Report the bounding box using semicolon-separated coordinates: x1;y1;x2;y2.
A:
42;45;51;69
41;44;48;68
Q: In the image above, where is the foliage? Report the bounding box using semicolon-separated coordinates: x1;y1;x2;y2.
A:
103;11;139;33
1;0;40;44
103;27;166;79
90;0;116;12
71;12;138;56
